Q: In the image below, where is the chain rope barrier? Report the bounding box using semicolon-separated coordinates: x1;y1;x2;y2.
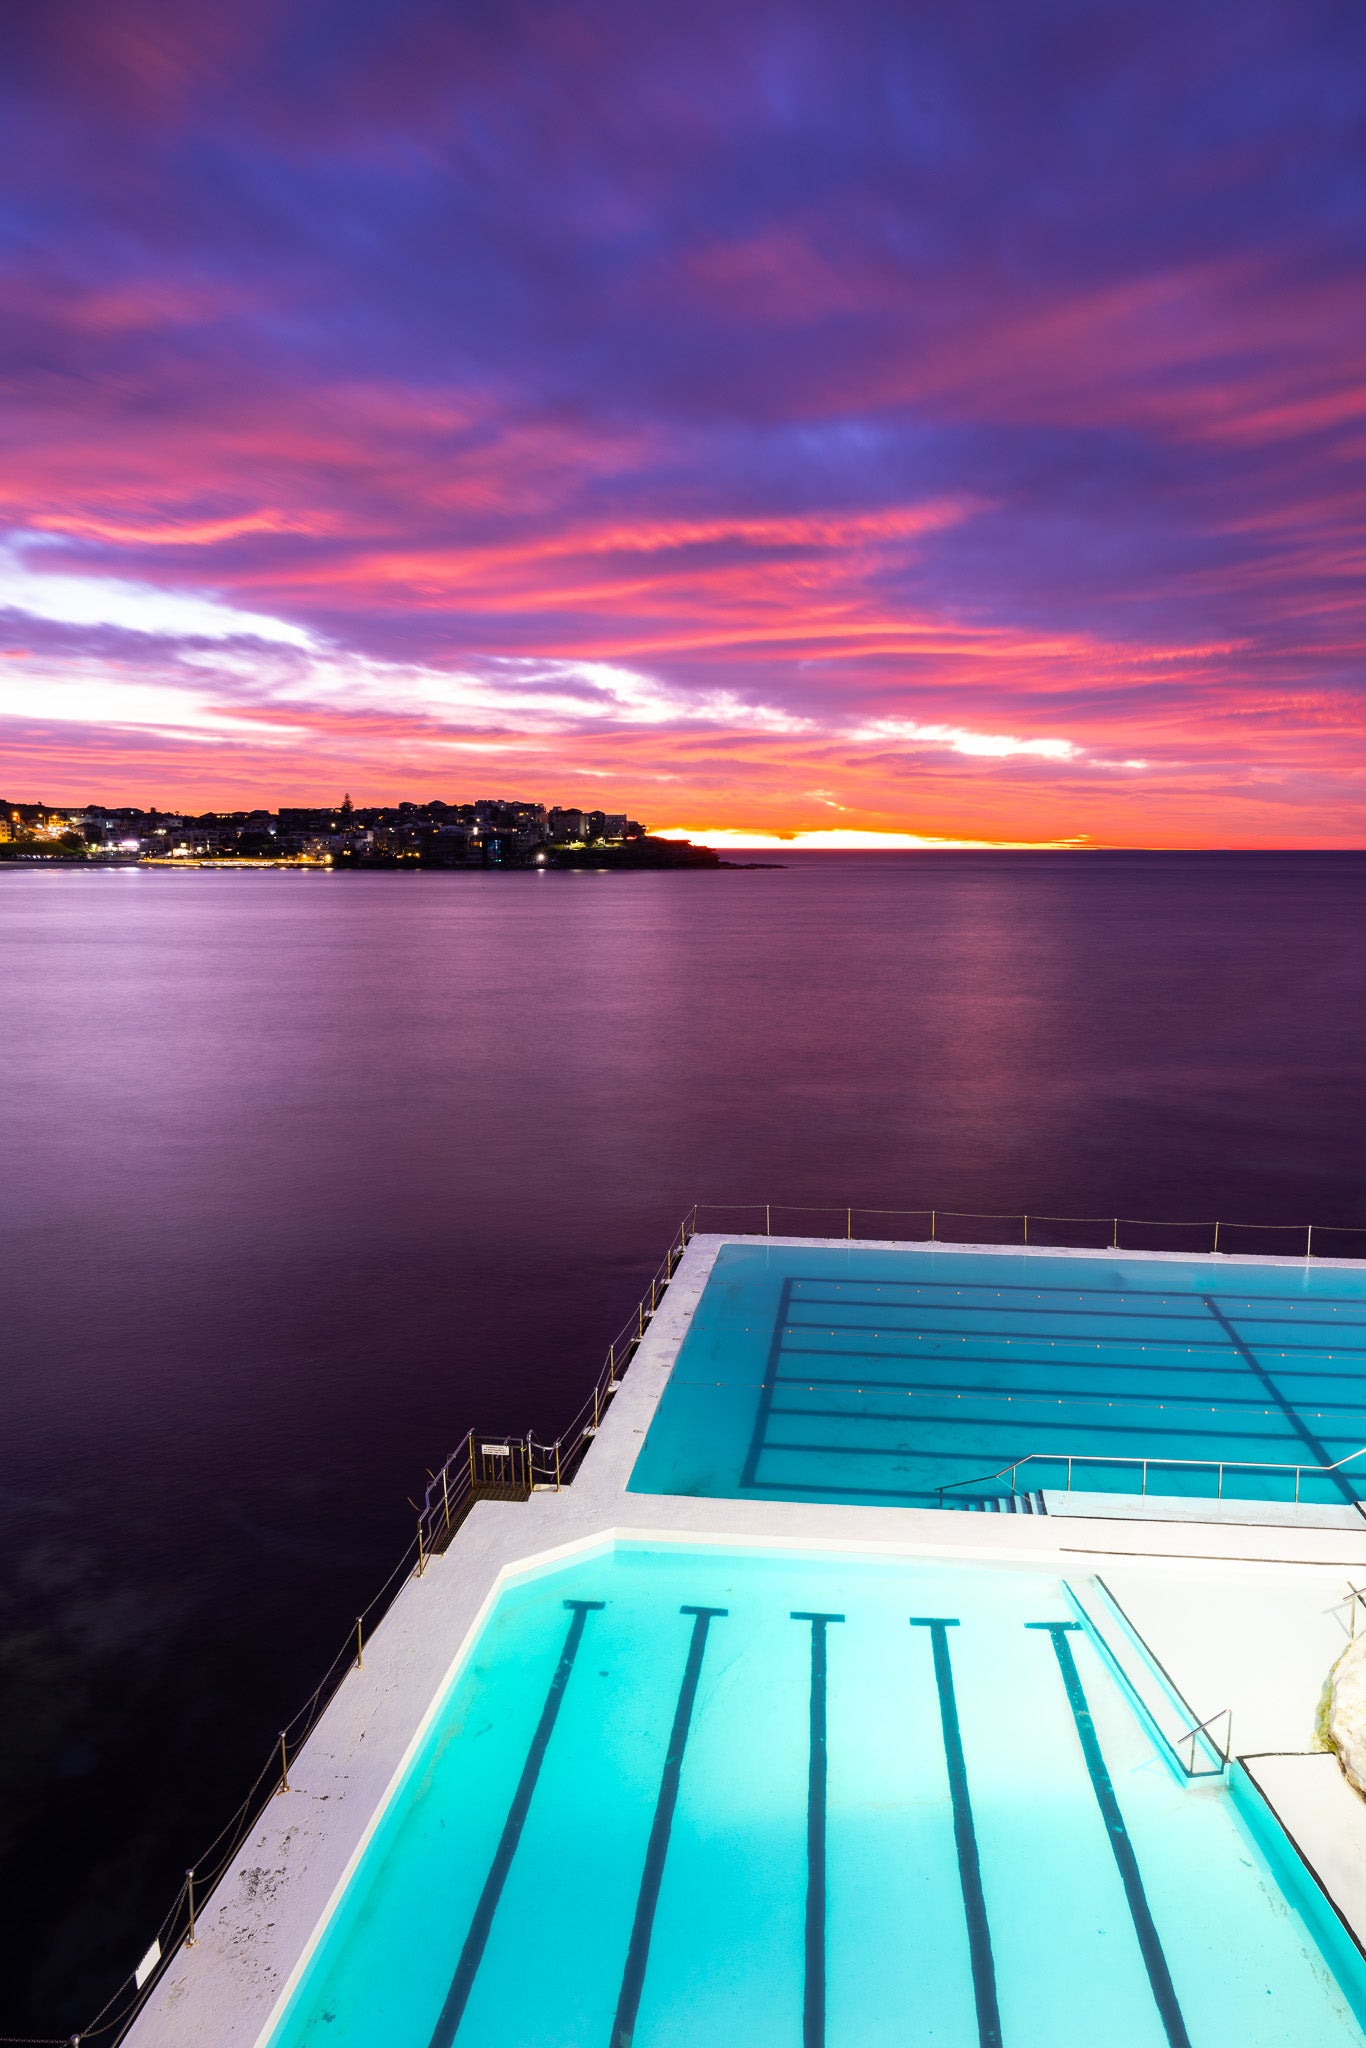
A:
14;1195;1365;2043
5;1214;695;2048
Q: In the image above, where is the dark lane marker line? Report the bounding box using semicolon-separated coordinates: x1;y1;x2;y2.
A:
787;1276;1366;1310
610;1605;728;2048
792;1611;844;2048
1028;1621;1191;2048
427;1598;605;2048
1200;1296;1352;1497
909;1619;1001;2048
741;1275;794;1488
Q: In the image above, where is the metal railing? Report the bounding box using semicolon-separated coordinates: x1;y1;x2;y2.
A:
24;1193;1366;2042
418;1212;694;1555
687;1201;1366;1260
26;1213;698;2048
1179;1706;1234;1775
938;1441;1366;1508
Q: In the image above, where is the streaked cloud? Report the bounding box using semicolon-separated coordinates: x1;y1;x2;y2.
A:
0;0;1364;843
848;719;1081;763
0;538;315;649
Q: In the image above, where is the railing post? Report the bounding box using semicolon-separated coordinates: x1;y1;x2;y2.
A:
416;1516;426;1577
467;1433;476;1493
277;1731;290;1794
185;1868;197;1948
355;1616;364;1670
554;1438;562;1491
1295;1467;1301;1504
1067;1456;1073;1492
1142;1460;1147;1495
930;1210;936;1241
766;1202;771;1236
1213;1220;1220;1253
638;1300;644;1339
1217;1464;1223;1500
441;1467;450;1537
1307;1223;1314;1260
847;1207;852;1240
1112;1218;1118;1248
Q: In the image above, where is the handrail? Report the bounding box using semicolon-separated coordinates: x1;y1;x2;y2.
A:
687;1201;1366;1260
937;1441;1366;1506
1177;1705;1234;1771
40;1210;701;2048
1065;1579;1231;1779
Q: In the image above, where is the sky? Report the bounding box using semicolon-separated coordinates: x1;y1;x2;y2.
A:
1;0;1364;846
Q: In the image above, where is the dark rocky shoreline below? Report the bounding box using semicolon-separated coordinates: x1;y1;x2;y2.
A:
1;838;782;871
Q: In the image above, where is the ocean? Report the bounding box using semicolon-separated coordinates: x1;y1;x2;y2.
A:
1;850;1364;2030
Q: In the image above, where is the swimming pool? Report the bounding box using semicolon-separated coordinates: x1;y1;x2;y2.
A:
267;1543;1366;2048
627;1243;1366;1508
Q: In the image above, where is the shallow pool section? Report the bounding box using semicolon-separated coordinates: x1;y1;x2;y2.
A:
627;1242;1366;1508
268;1544;1366;2048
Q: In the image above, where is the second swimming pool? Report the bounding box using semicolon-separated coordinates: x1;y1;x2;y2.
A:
627;1242;1366;1508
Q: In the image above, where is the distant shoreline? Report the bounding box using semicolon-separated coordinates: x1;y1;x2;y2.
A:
0;851;784;871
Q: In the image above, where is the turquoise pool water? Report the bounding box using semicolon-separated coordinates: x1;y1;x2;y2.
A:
268;1543;1366;2048
627;1243;1366;1508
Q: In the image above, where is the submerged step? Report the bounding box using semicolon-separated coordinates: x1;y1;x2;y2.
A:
1064;1576;1228;1780
952;1489;1047;1514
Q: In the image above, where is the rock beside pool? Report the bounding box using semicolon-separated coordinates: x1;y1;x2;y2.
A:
1327;1638;1366;1794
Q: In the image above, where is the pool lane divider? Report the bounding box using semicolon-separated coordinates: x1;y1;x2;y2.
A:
426;1598;606;2048
1028;1621;1192;2048
610;1604;728;2048
909;1618;1002;2048
791;1611;845;2048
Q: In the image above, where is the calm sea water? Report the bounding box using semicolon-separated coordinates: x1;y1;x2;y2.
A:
1;850;1364;2030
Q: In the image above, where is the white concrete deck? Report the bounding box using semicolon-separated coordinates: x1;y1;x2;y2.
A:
125;1233;1366;2046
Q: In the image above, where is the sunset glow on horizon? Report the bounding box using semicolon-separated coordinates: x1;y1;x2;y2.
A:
2;2;1365;845
653;828;1088;852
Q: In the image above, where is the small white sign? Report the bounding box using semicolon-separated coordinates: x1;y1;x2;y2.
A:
135;1938;162;1990
480;1444;510;1458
